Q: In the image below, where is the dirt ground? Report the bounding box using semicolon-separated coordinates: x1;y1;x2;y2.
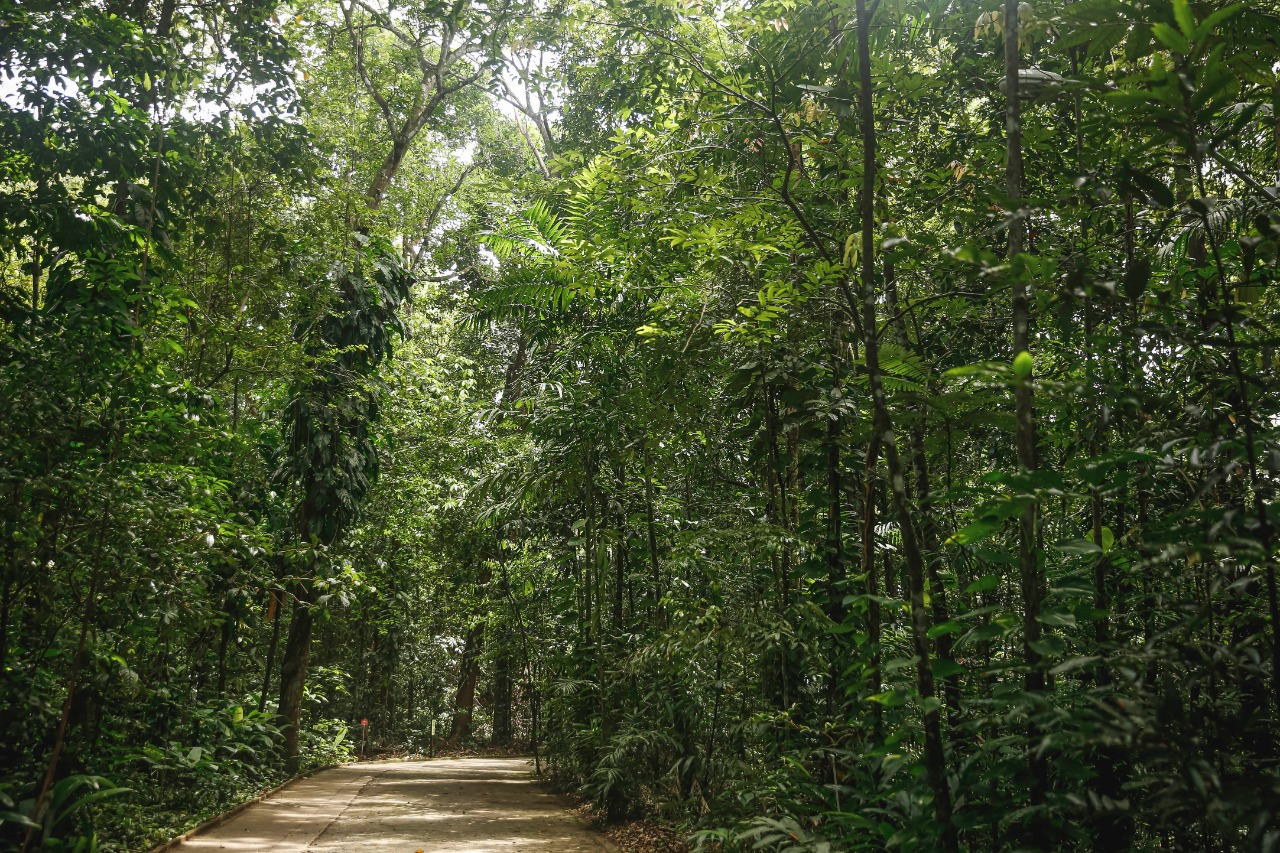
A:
174;756;616;852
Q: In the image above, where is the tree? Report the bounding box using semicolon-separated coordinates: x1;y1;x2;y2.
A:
273;237;412;771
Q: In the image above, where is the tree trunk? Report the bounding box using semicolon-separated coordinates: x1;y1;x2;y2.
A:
276;584;314;774
643;441;662;621
763;380;792;710
367;128;417;211
854;0;956;845
492;641;513;745
1005;0;1049;835
883;262;959;716
860;436;882;740
259;588;282;714
1;485;16;674
825;321;846;627
215;594;235;698
613;463;628;630
450;622;484;740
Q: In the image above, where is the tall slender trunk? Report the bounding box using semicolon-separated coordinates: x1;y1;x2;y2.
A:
884;262;958;717
861;436;883;741
1085;292;1133;850
499;560;540;767
1085;297;1111;660
824;323;850;719
1188;130;1280;715
276;583;314;774
259;588;282;714
30;243;40;310
491;558;514;746
450;621;484;740
767;385;792;611
764;380;792;709
215;586;237;698
854;1;955;845
492;642;513;744
1005;0;1049;834
0;571;11;676
1272;79;1280;186
585;451;598;640
643;441;662;622
1;486;16;674
613;463;627;630
215;614;231;698
826;321;846;627
1078;45;1110;669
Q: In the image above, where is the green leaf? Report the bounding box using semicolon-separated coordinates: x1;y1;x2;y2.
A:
1038;607;1077;627
1050;655;1101;675
1126;23;1154;60
1128;169;1178;208
944;361;1004;379
974;546;1019;566
1151;22;1189;53
0;810;40;829
1054;538;1101;555
868;689;910;707
884;656;919;672
965;574;1002;594
1012;351;1033;379
1194;3;1242;40
948;516;1001;545
967;622;1014;644
928;620;964;638
1172;0;1196;39
1029;635;1066;656
931;658;968;678
61;785;132;816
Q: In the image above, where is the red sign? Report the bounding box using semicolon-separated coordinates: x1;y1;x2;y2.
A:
360;718;369;727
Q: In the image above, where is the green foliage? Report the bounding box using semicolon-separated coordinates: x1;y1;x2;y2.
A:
277;235;414;545
1;776;129;852
451;0;1280;849
5;0;1280;850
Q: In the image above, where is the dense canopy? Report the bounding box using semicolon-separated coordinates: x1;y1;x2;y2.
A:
2;0;1280;849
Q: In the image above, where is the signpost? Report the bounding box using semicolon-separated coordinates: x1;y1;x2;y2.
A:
360;718;369;758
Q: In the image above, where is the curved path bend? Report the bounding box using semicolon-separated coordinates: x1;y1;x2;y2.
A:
174;757;614;853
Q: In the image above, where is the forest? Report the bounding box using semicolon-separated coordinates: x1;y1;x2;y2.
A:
2;0;1279;849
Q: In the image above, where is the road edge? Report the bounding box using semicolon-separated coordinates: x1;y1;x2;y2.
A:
531;768;624;853
143;763;339;853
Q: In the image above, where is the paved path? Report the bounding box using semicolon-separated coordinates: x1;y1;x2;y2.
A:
175;757;614;853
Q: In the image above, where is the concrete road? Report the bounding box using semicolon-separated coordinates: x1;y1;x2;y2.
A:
174;757;614;853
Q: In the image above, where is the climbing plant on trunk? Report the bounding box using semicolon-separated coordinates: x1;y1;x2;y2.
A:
274;235;413;771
